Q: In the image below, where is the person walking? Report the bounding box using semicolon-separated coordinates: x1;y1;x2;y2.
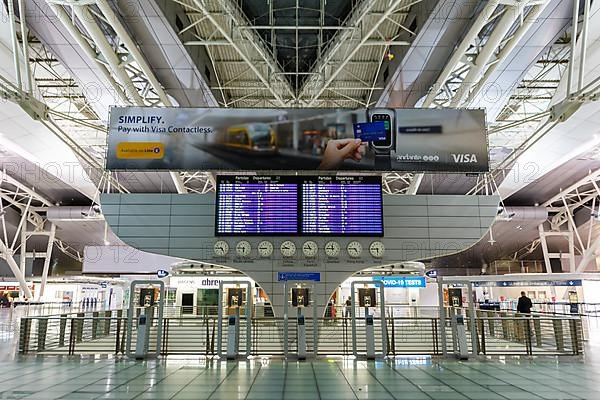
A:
516;291;533;314
516;291;534;352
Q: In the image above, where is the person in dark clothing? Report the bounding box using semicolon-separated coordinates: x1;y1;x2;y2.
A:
516;291;533;314
344;297;352;318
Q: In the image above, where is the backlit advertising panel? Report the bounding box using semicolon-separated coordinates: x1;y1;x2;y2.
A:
106;107;488;172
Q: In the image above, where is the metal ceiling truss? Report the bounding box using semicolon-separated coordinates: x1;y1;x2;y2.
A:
45;0;189;194
180;171;216;194
176;0;417;107
410;1;553;195
0;172;82;299
489;34;571;158
47;0;170;106
181;0;295;107
298;0;417;107
542;168;600;232
27;37;107;163
0;0;132;196
423;0;550;109
469;0;595;196
531;167;600;273
382;172;419;195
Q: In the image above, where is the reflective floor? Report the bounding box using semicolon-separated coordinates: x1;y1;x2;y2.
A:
0;356;598;400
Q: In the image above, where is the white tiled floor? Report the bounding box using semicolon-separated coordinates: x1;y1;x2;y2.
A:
0;356;597;400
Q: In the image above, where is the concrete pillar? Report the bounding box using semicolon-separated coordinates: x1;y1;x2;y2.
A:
292;120;300;151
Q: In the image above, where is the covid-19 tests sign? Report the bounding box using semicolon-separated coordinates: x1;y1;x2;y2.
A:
372;276;426;288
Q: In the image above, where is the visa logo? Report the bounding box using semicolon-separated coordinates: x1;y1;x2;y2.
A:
452;154;478;163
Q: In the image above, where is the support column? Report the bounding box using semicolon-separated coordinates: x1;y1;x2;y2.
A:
568;231;576;273
0;239;33;299
467;282;478;356
19;221;27;300
437;277;447;356
38;223;56;300
292;120;300;151
539;224;553;273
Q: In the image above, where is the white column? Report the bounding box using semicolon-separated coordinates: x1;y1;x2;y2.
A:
19;222;26;296
38;224;56;300
0;239;33;299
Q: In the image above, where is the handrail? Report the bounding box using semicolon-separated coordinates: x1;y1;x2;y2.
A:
17;312;584;357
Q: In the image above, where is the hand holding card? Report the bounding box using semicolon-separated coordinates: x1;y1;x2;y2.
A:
353;121;387;142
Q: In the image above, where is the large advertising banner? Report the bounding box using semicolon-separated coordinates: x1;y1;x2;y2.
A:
106;107;488;172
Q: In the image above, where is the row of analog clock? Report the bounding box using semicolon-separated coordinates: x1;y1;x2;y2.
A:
213;240;385;258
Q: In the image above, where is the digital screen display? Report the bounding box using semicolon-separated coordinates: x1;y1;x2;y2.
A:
301;176;383;236
216;176;298;235
370;113;392;147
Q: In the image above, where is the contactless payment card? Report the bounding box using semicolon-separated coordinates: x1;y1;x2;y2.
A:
353;121;387;142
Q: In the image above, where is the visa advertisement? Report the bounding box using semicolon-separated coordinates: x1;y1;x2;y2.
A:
106;107;488;172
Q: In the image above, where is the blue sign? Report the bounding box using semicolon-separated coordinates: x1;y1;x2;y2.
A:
474;280;582;288
157;269;169;278
278;272;321;282
425;270;438;279
372;276;426;288
99;281;108;289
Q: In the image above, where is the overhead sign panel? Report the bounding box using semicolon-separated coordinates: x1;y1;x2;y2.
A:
372;276;426;288
106;107;488;172
277;272;321;282
473;280;583;287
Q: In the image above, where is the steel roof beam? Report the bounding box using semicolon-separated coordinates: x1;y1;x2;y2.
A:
454;3;550;107
302;0;418;106
422;0;501;108
189;0;292;106
95;0;172;106
50;2;187;194
71;5;144;105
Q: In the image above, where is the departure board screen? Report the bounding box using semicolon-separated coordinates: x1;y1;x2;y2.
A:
301;176;383;236
216;176;298;235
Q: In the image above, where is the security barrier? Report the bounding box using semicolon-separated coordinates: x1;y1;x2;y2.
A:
17;307;584;357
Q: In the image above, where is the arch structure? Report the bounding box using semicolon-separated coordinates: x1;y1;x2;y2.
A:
101;193;499;317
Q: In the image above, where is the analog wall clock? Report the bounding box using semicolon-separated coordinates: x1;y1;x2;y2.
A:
280;240;297;257
347;241;363;258
257;240;273;257
214;240;229;256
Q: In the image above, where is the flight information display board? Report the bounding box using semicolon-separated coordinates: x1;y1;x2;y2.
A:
216;176;298;235
301;176;383;236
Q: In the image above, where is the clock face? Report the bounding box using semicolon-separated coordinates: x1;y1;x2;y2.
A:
236;240;252;257
213;240;229;256
347;241;363;258
280;240;296;257
302;240;318;257
324;241;340;257
369;241;385;258
257;240;273;257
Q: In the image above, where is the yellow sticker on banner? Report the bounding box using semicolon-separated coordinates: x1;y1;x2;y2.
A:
116;142;164;159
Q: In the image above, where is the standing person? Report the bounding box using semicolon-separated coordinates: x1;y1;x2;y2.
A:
516;291;533;314
344;297;352;318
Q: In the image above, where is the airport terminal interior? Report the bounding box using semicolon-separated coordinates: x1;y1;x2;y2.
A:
3;0;600;399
